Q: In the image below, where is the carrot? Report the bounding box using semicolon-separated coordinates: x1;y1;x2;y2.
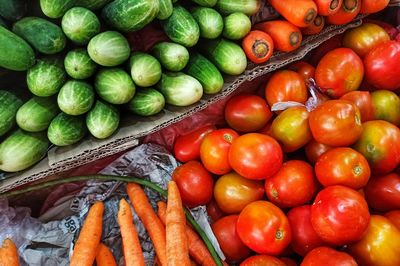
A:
268;0;318;27
165;181;190;266
326;0;361;25
70;201;104;266
126;183;167;266
118;198;145;266
302;15;325;35
96;243;117;266
0;239;19;266
254;20;302;52
314;0;343;16
242;30;274;64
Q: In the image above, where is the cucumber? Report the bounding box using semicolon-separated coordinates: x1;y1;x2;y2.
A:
216;0;261;15
40;0;76;18
87;31;130;67
16;96;59;132
157;0;173;20
76;0;112;10
0;16;6;27
157;72;203;107
64;49;97;79
86;101;120;139
129;52;162;87
0;0;27;21
27;58;67;97
223;12;251;40
0;91;23;137
48;112;86;146
12;17;66;54
192;7;223;39
57;80;95;115
102;0;159;32
151;42;189;71
61;7;101;45
127;88;165;116
191;0;217;7
185;53;224;94
200;38;247;75
0;26;35;71
0;129;49;172
163;6;200;47
95;68;136;104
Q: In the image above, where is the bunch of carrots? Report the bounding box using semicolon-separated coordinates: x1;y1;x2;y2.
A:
242;0;390;64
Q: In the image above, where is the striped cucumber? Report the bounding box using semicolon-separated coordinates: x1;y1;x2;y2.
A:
86;101;120;139
192;7;223;39
151;42;189;71
57;80;95;115
129;52;162;87
0;90;23;137
127;88;165;116
40;0;76;18
157;0;173;20
48;112;87;146
64;49;97;80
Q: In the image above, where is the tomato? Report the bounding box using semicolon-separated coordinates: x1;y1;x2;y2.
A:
240;255;286;266
311;185;370;246
280;257;298;266
206;198;225;223
229;133;283;180
326;0;361;25
287;205;326;256
271;106;312;153
353;120;400;174
364;40;400;91
301;247;357;266
371;90;400;126
289;61;315;81
364;19;399;39
364;173;400;212
309;100;362;147
211;215;252;263
237;201;292;255
315;147;371;189
172;161;214;208
265;160;317;208
348;215;400;266
342;23;390;58
214;172;265;214
174;125;216;163
265;70;308;108
224;94;273;132
258;120;273;136
385;211;400;230
360;0;390;14
340;91;374;122
315;48;364;98
309;35;343;67
305;139;332;165
200;128;239;175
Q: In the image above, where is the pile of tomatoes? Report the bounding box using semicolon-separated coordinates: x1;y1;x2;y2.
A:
171;21;400;266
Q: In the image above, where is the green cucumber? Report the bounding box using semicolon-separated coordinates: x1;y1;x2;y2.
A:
12;17;66;54
76;0;112;10
0;129;49;172
157;0;173;20
0;91;23;137
129;52;162;87
40;0;76;18
127;88;165;116
61;7;101;45
163;6;200;47
95;68;136;104
191;0;217;7
157;72;203;107
216;0;261;15
0;25;35;71
48;112;86;146
222;12;251;40
102;0;159;32
16;96;59;132
86;101;120;139
185;53;224;94
0;0;27;21
192;7;223;39
151;42;189;72
64;49;97;80
57;80;95;115
87;31;130;67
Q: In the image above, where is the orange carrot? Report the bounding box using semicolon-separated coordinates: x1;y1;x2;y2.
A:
254;20;302;52
0;239;19;266
70;201;104;266
326;0;361;25
302;15;325;35
126;183;167;266
242;30;274;64
96;243;117;266
268;0;318;27
314;0;343;16
118;198;145;266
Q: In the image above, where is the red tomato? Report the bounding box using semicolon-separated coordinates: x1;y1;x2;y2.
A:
340;91;374;122
172;161;214;208
240;255;286;266
258;120;273;136
224;94;273;132
200;128;239;175
364;19;399;39
354;120;400;174
212;215;252;263
315;147;371;189
326;0;361;25
311;185;370;246
280;257;298;266
364;40;400;90
309;100;363;147
360;0;390;14
371;90;400;126
301;247;357;266
265;160;317;208
229;133;283;180
174;125;216;162
305;139;332;165
309;35;343;66
364;173;400;212
315;48;364;98
214;172;265;214
287;205;326;256
237;201;292;255
385;210;400;230
206;198;225;223
289;61;315;81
